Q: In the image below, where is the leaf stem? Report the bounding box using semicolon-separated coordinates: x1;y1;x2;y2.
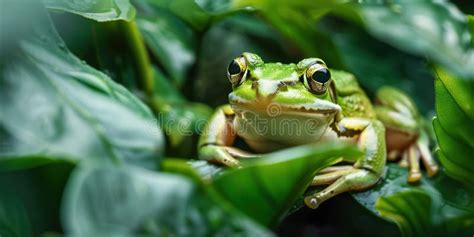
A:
120;20;154;98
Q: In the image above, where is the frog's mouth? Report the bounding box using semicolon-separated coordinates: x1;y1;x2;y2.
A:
230;103;339;118
229;94;341;117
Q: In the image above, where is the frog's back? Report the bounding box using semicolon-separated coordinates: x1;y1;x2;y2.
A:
331;70;375;119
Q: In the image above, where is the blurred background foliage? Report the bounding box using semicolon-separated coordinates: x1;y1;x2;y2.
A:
0;0;473;236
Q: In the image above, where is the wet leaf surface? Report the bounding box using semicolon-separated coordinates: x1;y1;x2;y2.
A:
0;9;163;170
43;0;136;22
62;164;274;236
212;143;360;226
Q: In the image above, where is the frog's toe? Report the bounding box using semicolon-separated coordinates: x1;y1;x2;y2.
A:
407;170;422;183
199;145;241;167
396;140;438;183
304;196;321;209
416;141;439;177
387;150;400;161
407;145;422;183
398;151;409;167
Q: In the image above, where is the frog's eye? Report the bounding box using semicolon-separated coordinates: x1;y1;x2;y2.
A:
304;63;331;94
227;56;247;86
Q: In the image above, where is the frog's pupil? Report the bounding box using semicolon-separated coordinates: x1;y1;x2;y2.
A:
312;68;331;83
228;61;241;75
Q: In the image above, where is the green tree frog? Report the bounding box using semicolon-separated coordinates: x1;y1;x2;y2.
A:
198;53;438;209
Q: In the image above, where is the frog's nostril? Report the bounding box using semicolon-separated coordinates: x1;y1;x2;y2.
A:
252;81;258;90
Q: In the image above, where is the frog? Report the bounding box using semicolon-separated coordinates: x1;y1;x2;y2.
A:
198;53;439;209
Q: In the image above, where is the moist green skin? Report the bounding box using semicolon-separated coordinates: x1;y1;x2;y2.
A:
199;52;427;209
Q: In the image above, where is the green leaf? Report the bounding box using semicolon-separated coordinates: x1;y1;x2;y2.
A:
234;0;474;79
468;15;474;46
0;9;163;170
0;162;74;236
50;14;155;96
62;165;274;236
0;0;44;59
376;190;432;237
137;12;196;86
432;67;474;188
142;0;212;31
43;0;136;22
212;143;361;226
292;163;474;236
352;164;474;237
139;0;246;31
151;67;186;103
0;199;34;237
434;22;474;120
232;0;344;66
353;0;474;79
319;18;435;113
429;16;474;188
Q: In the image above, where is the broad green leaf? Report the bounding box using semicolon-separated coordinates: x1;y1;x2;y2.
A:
141;0;212;31
49;13;155;96
43;0;136;22
137;12;196;86
141;0;241;31
469;15;474;46
138;0;255;32
430;16;474;188
233;0;345;67
62;165;274;236
151;67;186;103
0;162;73;236
375;186;474;237
433;66;474;121
320;18;435;113
0;199;34;237
432;67;474;188
376;191;432;237
288;164;474;236
353;0;474;79
0;0;43;59
0;9;163;170
234;0;474;79
212;143;361;226
87;20;140;89
351;164;474;237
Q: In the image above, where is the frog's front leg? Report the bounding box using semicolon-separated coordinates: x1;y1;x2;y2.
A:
374;87;438;183
198;105;252;167
304;118;386;209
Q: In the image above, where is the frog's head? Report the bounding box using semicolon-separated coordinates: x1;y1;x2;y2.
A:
227;52;342;122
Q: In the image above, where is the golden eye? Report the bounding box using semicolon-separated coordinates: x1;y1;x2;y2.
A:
227;56;247;86
304;63;331;94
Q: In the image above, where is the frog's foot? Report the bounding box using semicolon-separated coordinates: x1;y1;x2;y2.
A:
396;136;439;183
305;167;379;209
199;145;254;167
374;87;439;183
